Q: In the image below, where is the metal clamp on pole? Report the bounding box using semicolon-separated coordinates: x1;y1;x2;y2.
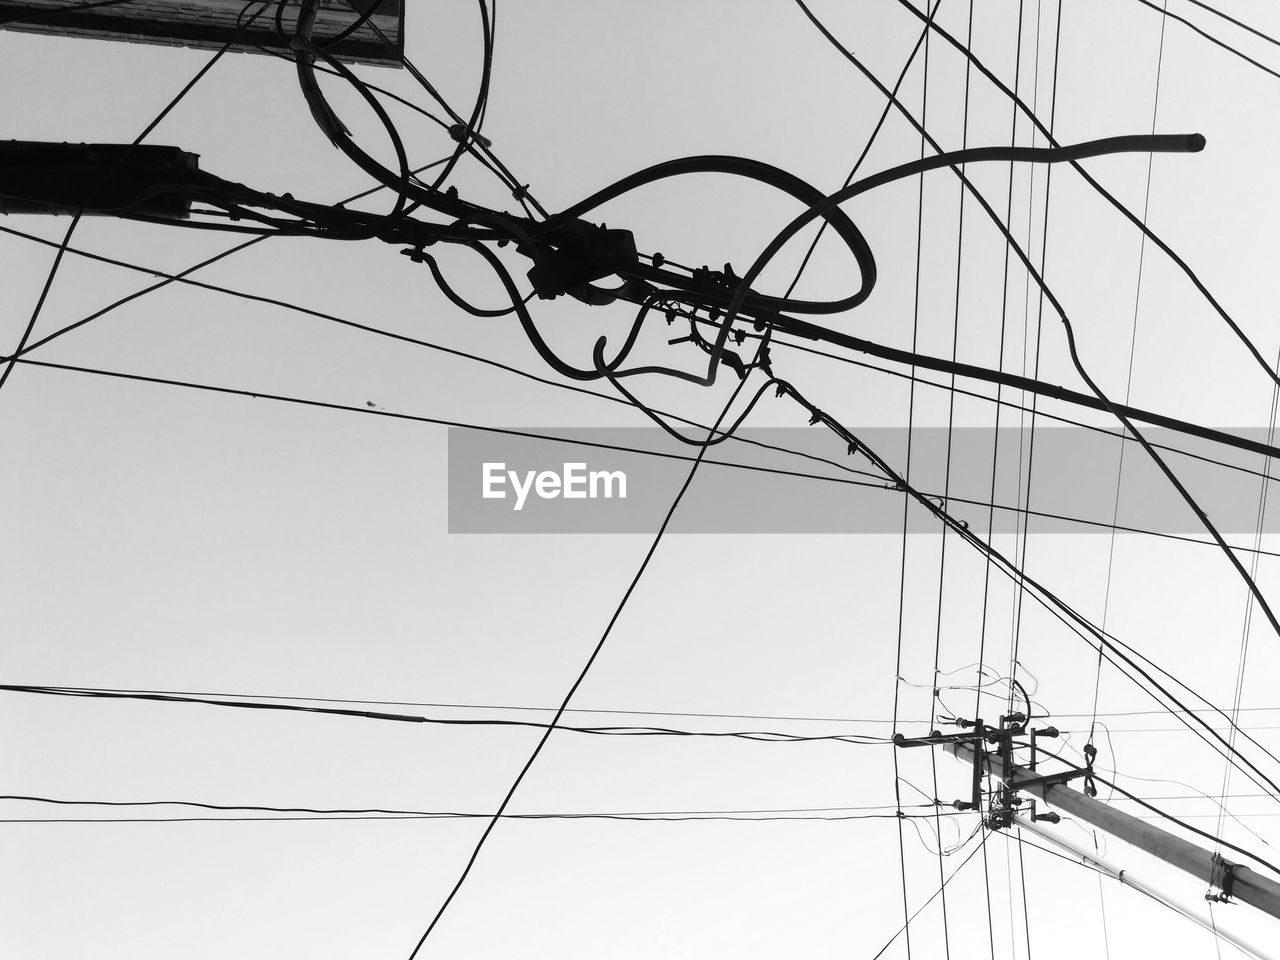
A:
1207;852;1241;904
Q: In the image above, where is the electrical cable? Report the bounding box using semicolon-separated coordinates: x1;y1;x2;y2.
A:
403;287;779;960
865;0;1280;399
869;830;991;960
1131;0;1280;81
0;683;893;744
789;0;1280;661
0;0;273;398
1025;746;1280;876
1092;0;1171;746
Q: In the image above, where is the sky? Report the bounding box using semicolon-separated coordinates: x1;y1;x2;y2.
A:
4;1;1280;957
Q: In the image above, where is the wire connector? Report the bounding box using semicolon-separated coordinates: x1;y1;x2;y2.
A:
447;123;492;149
1206;853;1239;904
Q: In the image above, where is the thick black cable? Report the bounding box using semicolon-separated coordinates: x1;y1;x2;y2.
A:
1177;0;1280;47
864;0;1280;398
1131;0;1280;81
632;134;1203;391
5;218;1275;490
791;0;1280;655
0;0;271;398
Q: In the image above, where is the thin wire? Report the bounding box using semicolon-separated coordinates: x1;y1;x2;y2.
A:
1092;0;1170;746
975;5;1027;950
0;0;270;399
0;684;894;744
404;331;775;956
797;0;1280;653
1213;350;1280;851
927;4;976;955
869;831;990;960
890;9;934;956
1130;0;1280;81
0;796;953;822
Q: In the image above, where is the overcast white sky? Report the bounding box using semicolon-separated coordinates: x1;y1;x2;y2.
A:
4;1;1280;957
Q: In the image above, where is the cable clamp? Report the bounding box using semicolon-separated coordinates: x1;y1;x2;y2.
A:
1206;853;1239;904
447;123;492;149
1082;743;1099;797
512;183;530;201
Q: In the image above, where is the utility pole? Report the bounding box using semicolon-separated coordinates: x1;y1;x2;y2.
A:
1012;815;1274;960
942;736;1280;924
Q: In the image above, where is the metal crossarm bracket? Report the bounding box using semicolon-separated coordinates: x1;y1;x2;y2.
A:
1007;768;1089;792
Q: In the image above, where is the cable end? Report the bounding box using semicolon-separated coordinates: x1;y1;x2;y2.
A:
1186;133;1206;153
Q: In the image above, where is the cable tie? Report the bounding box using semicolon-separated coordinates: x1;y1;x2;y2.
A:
511;183;529;201
808;410;822;425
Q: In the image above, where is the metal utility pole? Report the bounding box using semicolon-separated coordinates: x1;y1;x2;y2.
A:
946;739;1280;924
1013;815;1274;960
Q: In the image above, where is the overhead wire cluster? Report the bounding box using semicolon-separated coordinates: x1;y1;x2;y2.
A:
5;0;1280;955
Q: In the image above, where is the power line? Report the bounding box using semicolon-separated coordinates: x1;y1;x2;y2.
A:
0;683;891;744
0;0;271;398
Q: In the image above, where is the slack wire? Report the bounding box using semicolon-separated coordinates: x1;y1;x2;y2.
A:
402;331;774;958
0;683;891;744
0;0;271;398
